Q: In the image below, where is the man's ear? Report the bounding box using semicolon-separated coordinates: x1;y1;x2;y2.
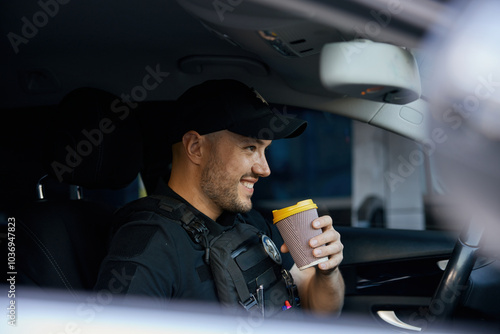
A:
182;131;204;165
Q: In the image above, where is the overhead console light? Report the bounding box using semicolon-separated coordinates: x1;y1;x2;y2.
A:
320;40;421;104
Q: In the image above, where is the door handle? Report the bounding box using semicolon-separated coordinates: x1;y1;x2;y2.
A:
377;310;422;331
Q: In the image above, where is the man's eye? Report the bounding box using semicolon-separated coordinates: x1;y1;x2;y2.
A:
246;146;257;152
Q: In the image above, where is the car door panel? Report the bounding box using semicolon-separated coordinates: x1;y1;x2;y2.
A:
337;227;455;324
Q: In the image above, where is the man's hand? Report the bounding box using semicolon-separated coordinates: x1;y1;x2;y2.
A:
280;215;344;271
281;215;345;314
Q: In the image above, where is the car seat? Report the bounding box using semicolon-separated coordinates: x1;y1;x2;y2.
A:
14;87;143;299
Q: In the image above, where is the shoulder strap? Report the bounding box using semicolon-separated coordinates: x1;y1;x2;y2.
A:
114;195;214;262
152;196;266;309
149;195;235;264
152;195;210;243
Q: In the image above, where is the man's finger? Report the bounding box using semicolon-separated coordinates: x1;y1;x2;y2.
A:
309;229;340;248
312;215;333;230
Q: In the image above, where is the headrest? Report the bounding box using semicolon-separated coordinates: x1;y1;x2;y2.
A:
136;101;176;193
45;87;143;189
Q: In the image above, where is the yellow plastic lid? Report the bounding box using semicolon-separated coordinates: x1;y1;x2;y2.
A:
272;199;317;224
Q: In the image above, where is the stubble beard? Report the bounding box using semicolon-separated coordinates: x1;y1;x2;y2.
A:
200;152;252;214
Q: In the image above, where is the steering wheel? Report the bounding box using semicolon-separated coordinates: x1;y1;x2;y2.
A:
425;221;482;328
377;221;482;332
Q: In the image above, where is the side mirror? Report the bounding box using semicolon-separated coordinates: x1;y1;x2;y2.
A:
320;40;421;105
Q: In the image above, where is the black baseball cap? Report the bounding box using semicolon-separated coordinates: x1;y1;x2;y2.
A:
171;80;307;143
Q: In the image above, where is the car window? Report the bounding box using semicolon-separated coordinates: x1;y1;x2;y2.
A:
254;105;446;231
253;106;353;226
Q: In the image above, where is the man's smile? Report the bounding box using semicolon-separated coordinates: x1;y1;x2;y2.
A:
241;181;254;189
240;178;257;194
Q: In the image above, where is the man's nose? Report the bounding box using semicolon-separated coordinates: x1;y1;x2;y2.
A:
253;155;271;177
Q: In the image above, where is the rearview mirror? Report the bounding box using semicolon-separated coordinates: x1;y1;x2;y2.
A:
320;40;421;105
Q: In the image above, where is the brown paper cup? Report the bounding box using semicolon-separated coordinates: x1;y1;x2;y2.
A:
273;200;328;270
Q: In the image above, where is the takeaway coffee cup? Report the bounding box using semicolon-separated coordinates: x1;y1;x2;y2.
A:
272;199;328;270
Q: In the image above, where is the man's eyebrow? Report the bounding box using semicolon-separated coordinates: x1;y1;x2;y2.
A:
254;139;272;148
238;136;271;147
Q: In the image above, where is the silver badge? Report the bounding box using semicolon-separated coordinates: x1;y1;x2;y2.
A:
261;234;282;265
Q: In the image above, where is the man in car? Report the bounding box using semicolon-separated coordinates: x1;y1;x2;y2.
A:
94;79;345;316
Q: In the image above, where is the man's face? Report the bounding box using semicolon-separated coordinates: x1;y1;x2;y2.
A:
200;131;272;215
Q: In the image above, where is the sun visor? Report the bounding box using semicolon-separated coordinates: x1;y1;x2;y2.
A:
320;40;421;104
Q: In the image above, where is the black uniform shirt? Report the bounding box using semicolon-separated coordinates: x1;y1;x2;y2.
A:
94;186;292;306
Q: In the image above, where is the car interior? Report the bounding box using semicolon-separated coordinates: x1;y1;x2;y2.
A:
1;0;500;332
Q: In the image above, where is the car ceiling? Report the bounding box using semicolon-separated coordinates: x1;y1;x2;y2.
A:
1;0;451;134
